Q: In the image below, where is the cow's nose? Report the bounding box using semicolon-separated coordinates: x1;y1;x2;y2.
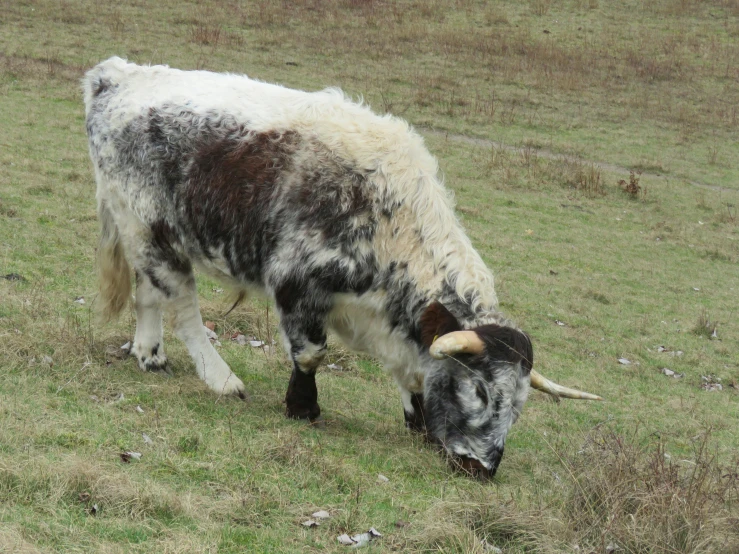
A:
453;455;492;480
452;448;503;480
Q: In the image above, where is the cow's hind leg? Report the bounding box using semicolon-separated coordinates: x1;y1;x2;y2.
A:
131;271;169;373
167;276;247;398
125;220;246;398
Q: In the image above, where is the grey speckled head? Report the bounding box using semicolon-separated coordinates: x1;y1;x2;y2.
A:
420;303;532;478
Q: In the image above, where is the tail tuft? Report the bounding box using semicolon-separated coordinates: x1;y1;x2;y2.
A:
97;201;131;322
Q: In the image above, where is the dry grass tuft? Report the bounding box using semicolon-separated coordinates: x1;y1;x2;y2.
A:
189;23;222;47
566;429;739;553
619;170;645;199
404;491;563;553
0;526;43;554
693;309;717;338
0;457;189;522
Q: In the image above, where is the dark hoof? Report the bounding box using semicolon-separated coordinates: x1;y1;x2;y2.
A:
286;402;321;421
141;358;171;375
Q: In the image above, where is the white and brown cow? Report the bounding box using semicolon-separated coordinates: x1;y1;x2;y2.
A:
84;57;600;478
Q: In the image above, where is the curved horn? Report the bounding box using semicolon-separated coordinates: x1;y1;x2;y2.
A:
530;370;603;401
429;331;485;360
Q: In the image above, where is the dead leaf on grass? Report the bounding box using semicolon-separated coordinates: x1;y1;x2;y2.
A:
302;519;319;528
618;358;631;365
312;510;330;519
481;538;503;553
701;375;723;392
337;528;382;547
119;451;142;463
661;368;684;379
203;326;218;341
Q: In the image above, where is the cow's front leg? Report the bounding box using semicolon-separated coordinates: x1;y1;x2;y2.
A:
401;389;428;433
284;337;326;420
277;294;328;420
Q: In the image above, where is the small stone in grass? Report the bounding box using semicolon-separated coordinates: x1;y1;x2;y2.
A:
312;510;330;519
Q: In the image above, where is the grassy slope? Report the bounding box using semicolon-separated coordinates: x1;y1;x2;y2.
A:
1;1;738;552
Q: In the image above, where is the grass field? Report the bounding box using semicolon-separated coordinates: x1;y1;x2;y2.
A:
1;1;738;552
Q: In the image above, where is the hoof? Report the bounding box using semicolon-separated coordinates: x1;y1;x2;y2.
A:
211;373;248;399
131;342;169;375
286;402;321;421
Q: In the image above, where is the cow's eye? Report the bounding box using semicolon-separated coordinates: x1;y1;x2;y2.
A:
475;382;488;405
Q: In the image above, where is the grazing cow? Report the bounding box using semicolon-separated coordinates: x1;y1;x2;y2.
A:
83;57;600;478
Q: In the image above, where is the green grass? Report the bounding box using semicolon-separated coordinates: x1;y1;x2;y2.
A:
1;0;738;552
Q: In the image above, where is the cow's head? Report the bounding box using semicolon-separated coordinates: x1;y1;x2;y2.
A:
419;302;601;479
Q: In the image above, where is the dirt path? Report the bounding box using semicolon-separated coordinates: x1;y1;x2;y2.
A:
420;127;735;194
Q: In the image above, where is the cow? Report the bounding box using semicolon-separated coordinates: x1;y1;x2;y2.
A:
83;57;600;478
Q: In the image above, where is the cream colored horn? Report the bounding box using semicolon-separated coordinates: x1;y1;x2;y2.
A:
429;331;485;360
530;370;603;401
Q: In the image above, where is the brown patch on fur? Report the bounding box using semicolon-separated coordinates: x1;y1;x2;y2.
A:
186;130;299;226
419;302;461;347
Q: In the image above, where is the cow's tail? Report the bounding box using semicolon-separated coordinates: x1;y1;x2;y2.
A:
97;200;132;322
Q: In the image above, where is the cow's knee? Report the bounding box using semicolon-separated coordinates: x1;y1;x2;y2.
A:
294;340;327;373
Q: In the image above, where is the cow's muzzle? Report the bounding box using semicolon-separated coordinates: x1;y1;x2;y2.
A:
451;449;503;480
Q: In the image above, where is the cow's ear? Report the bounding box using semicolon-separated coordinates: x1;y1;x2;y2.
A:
419;302;462;348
